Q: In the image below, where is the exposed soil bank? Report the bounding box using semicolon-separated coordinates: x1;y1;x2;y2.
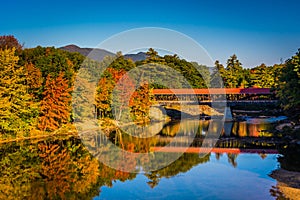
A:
270;169;300;199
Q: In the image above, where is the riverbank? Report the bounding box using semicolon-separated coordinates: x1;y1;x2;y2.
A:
0;125;78;144
0;132;78;144
270;169;300;199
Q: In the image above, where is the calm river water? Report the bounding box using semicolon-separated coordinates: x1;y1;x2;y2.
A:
0;118;295;199
99;153;279;200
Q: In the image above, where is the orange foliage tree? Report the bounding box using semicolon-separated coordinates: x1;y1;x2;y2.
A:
38;72;72;131
129;82;153;123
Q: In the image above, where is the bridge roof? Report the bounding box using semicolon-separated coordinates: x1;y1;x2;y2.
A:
152;88;272;95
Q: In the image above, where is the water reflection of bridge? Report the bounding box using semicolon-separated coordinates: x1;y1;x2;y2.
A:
153;88;278;106
150;147;278;154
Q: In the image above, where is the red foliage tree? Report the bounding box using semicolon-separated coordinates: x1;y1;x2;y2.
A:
112;72;135;121
96;68;135;119
0;35;23;53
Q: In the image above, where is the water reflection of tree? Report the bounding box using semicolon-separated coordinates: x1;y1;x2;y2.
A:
215;152;222;160
215;153;239;167
110;128;159;153
227;153;238;168
0;137;137;199
37;140;101;199
144;153;210;188
0;142;40;200
160;120;209;138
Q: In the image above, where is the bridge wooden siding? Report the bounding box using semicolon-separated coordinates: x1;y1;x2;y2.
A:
153;88;273;95
152;88;277;103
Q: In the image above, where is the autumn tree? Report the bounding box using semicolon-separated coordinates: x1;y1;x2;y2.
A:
25;63;43;96
0;35;23;53
0;48;37;136
38;72;72;131
95;76;115;118
130;82;153;123
95;61;135;119
112;72;135;121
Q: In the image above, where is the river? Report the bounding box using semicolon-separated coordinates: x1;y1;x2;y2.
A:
0;118;298;199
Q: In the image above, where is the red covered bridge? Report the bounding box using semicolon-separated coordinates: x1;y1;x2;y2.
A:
152;88;277;105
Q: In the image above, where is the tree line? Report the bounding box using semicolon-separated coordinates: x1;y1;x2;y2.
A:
0;35;299;138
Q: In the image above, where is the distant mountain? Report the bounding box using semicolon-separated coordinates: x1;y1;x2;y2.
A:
124;52;148;62
59;44;148;62
59;44;115;62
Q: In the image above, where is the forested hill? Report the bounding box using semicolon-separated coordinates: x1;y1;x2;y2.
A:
60;44;148;62
59;44;114;62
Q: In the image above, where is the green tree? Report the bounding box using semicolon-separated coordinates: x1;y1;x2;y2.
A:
146;48;159;61
225;54;246;88
211;60;226;87
249;63;283;88
19;46;84;86
276;49;300;120
271;64;284;88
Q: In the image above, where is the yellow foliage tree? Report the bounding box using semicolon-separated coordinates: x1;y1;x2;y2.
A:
25;63;43;94
0;48;36;136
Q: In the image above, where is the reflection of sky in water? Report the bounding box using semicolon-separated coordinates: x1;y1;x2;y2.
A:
98;153;279;200
245;116;287;124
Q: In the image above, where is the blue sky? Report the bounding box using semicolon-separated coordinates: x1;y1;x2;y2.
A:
1;0;300;67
